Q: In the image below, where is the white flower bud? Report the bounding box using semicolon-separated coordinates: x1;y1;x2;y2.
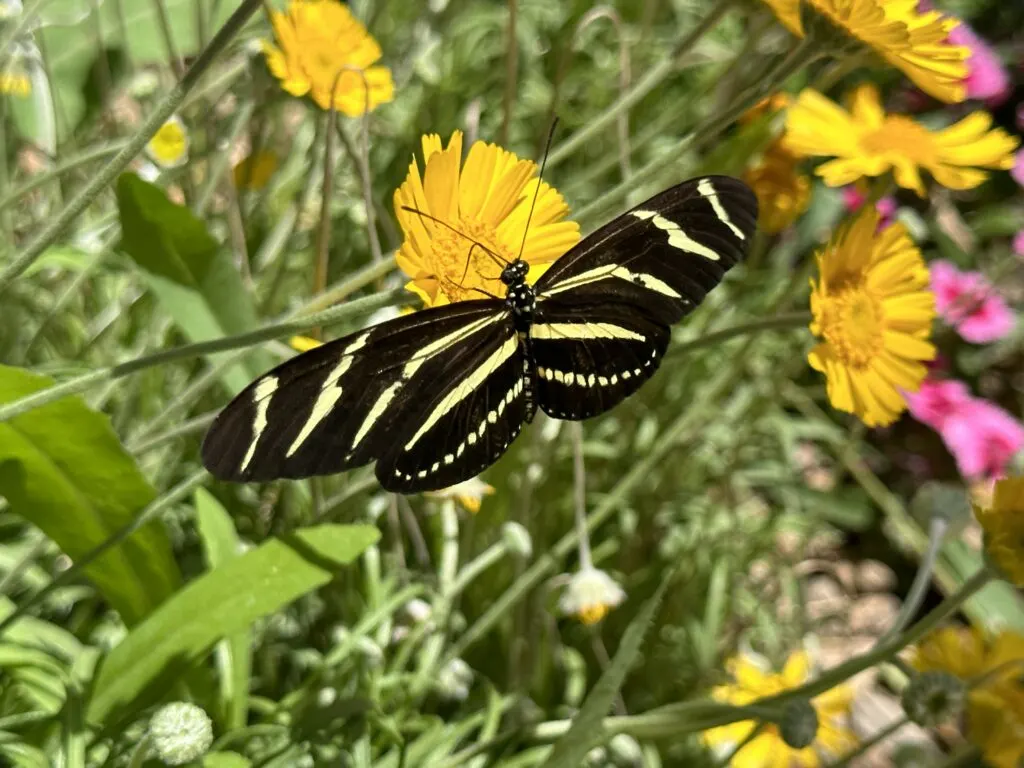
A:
502;521;533;558
149;702;213;766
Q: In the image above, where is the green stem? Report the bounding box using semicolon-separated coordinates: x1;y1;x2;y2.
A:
879;515;947;645
0;470;210;636
546;0;738;169
666;312;810;360
0;0;264;293
0;141;130;213
0;0;47;59
0;287;405;424
447;334;760;661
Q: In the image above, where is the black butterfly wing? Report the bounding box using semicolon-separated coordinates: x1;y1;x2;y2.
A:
378;322;532;492
530;176;757;420
201;300;517;490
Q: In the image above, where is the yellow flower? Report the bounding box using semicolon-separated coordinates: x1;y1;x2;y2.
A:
146;115;189;169
289;335;323;353
913;626;1024;768
558;567;625;625
394;131;581;307
426;477;495;514
233;150;279;190
968;685;1024;768
974;476;1024;587
0;71;30;97
744;139;811;234
261;0;393;116
759;0;968;103
704;651;856;767
784;84;1019;196
808;206;936;427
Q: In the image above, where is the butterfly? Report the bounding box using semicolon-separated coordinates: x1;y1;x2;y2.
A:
202;175;758;492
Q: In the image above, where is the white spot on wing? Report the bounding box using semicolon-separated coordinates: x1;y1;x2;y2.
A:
698;178;745;240
286;355;356;458
649;213;721;261
240;376;279;472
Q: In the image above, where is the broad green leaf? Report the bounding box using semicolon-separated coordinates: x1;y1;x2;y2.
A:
540;571;673;768
0;366;180;626
116;173;273;394
116;173;218;286
87;524;380;727
195;489;251;730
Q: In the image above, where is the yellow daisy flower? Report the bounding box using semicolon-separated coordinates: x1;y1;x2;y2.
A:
967;685;1024;768
974;476;1024;587
704;650;856;767
807;206;936;427
261;0;394;116
744;139;811;234
146;115;189;169
425;477;495;514
759;0;968;103
558;567;625;625
784;84;1019;196
393;131;581;307
913;626;1024;768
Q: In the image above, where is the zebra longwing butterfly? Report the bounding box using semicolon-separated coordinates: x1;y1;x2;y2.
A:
202;175;758;492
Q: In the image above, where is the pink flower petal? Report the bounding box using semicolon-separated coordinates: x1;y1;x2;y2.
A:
1013;230;1024;257
940;399;1024;479
904;377;972;431
928;260;1016;344
1013;151;1024;189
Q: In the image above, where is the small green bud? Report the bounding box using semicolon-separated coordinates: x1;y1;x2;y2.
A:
607;733;643;766
502;521;533;559
901;671;965;727
779;699;818;750
149;702;213;766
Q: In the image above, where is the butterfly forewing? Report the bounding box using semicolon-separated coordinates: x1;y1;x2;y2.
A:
530;176;757;420
201;301;511;485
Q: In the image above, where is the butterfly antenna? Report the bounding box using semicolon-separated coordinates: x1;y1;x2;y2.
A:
401;205;508;269
516;117;559;262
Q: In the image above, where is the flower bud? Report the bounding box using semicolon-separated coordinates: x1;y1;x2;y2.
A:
502;521;533;559
779;698;818;750
901;671;965;727
149;702;213;766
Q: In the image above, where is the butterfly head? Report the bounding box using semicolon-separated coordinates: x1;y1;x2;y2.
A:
500;259;529;287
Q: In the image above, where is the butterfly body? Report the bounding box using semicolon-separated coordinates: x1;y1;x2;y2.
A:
202;176;757;492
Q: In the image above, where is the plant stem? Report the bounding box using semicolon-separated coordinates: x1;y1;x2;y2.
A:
879;515;948;645
666;312;810;360
0;141;131;213
501;0;518;146
546;0;738;169
0;287;405;424
0;0;264;294
570;422;592;570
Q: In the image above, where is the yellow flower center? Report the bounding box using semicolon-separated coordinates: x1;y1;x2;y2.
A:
429;218;517;302
861;116;936;164
817;284;885;368
578;603;610;625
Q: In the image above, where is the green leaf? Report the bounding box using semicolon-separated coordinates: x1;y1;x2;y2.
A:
195;489;251;730
87;524;381;727
540;571;673;768
203;753;253;768
116;173;273;394
116;173;218;286
0;365;180;626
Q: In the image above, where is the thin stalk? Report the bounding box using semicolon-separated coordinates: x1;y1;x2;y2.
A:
501;0;518;146
151;0;185;79
129;410;218;454
0;470;211;636
0;0;264;293
0;0;47;59
878;515;948;645
0;140;130;213
337;113;383;264
196;101;255;213
0;287;405;424
313;109;339;337
666;312;810;360
570;422;592;570
546;0;738;169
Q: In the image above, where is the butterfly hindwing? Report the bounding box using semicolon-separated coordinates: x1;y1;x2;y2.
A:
379;323;531;491
530;299;668;420
201;301;512;485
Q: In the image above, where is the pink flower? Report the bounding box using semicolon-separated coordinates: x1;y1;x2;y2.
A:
929;260;1015;344
1012;150;1024;188
941;398;1024;479
916;1;1010;104
841;186;897;228
905;378;972;431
